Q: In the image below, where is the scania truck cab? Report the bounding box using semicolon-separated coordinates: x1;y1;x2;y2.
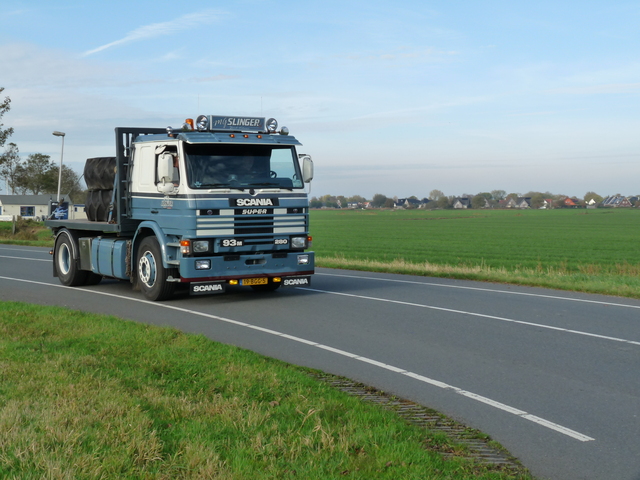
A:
45;114;315;301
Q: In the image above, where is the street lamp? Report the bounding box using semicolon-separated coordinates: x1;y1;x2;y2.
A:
52;131;65;204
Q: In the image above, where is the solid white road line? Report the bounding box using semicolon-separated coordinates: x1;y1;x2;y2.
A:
317;271;640;310
299;287;640;347
0;274;595;442
0;255;50;262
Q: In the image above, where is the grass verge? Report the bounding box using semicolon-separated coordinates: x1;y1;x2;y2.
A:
311;209;640;299
317;255;640;299
0;302;532;479
0;219;52;247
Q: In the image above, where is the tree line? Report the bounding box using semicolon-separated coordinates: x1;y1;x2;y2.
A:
311;190;617;209
0;87;84;202
0;87;628;209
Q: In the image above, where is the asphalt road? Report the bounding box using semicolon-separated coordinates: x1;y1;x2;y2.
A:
1;244;639;480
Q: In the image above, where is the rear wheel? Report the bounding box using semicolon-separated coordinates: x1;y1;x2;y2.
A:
137;236;177;301
55;231;104;286
55;232;89;286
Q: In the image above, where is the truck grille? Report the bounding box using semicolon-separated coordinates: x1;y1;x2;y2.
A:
196;208;307;238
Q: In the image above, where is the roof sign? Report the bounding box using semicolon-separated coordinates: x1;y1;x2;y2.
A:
208;116;266;132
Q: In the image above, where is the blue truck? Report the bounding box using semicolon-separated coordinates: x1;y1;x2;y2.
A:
45;115;315;301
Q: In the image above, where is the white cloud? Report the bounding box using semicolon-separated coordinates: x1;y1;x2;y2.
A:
81;9;226;57
2;43;118;89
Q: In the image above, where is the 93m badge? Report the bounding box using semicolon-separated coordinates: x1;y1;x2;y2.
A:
222;239;244;247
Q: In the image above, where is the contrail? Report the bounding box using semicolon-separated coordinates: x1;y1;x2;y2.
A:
82;10;224;57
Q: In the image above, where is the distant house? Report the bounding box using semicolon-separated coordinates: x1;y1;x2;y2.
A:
515;197;531;209
395;198;422;209
0;194;85;221
452;197;471;209
563;197;581;208
541;199;555;209
419;198;431;209
602;195;633;207
503;197;518;208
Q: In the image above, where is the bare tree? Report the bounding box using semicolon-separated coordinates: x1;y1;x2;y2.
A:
0;142;20;194
429;189;445;201
0;87;13;150
490;189;506;201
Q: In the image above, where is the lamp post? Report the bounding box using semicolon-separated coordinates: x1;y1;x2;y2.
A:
52;131;65;204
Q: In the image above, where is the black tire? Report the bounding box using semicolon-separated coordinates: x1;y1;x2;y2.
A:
55;231;89;286
136;236;177;301
85;190;96;221
85;190;115;222
85;272;103;285
97;190;114;222
84;157;117;191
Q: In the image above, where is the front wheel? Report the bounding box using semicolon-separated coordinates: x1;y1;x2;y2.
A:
136;236;177;301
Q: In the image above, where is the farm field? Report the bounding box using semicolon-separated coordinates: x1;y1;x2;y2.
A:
310;208;640;298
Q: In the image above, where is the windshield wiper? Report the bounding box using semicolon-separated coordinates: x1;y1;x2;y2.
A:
247;182;281;187
248;182;293;191
196;183;231;188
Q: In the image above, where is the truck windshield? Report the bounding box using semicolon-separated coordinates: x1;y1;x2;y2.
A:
183;144;303;190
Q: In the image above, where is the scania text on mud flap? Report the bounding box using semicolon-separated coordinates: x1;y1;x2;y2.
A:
45;115;315;301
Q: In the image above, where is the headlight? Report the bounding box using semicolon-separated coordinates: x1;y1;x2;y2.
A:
297;254;310;265
196;115;209;131
193;240;210;253
291;236;307;249
266;118;278;133
195;260;211;270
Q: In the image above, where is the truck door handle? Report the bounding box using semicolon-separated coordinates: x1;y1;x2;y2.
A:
151;209;159;214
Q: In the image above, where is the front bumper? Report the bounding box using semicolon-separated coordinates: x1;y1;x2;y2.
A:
178;251;315;283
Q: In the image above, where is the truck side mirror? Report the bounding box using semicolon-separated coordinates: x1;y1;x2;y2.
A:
157;153;176;194
301;155;314;183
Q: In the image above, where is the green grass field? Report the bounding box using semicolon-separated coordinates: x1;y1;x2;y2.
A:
0;302;530;479
3;209;639;296
311;208;640;298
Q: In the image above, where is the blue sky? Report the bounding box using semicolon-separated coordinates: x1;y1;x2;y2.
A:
1;0;639;199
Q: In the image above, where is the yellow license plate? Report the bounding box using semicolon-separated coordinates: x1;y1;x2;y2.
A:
241;277;268;286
